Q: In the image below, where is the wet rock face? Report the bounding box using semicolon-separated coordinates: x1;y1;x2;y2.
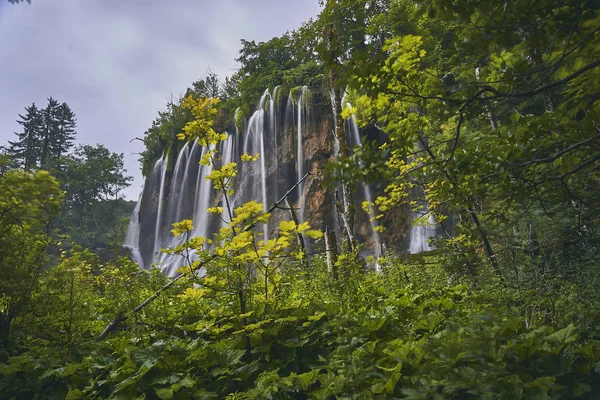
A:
138;166;161;268
267;113;335;238
302;118;336;230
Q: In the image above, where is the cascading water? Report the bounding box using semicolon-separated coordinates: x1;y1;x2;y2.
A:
408;211;436;253
123;193;143;268
176;138;200;223
166;142;190;226
124;87;392;275
346;111;382;259
156;143;192;275
241;89;271;242
406;140;437;254
152;156;168;262
219;133;236;227
271;86;279;199
191;145;215;239
296;86;308;221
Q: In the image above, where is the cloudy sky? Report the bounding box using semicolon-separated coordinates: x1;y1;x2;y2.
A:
0;0;322;199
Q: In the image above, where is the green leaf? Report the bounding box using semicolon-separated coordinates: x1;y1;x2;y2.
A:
61;363;79;378
65;389;84;400
524;376;555;397
364;316;386;332
295;371;316;391
155;387;174;399
172;375;195;392
545;324;577;345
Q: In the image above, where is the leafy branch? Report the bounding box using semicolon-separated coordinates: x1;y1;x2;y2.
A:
98;173;311;340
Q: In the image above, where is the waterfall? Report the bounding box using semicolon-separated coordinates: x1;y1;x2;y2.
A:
408;211;436;254
191;145;214;238
219;133;235;226
152;156;168;262
346;111;382;260
241;89;271;243
166;143;190;226
123;192;143;268
124;86;394;275
259;113;268;242
157;144;194;276
176;139;200;222
271;86;279;200
407;139;437;254
296;86;307;221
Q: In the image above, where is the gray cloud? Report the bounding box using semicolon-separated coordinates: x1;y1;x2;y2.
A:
0;0;322;199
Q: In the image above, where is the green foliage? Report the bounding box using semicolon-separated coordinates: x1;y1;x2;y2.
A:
54;144;133;258
235;22;323;108
0;168;63;338
1;252;598;398
337;0;600;283
234;107;245;133
4;100;133;261
2;1;600;398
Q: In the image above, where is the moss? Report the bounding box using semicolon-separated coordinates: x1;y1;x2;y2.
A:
165;144;174;174
301;87;313;109
273;85;288;107
234;107;246;134
289;86;303;105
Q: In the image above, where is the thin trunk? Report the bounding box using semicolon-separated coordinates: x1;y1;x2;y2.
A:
329;28;355;252
238;288;251;356
334;190;355;251
285;198;308;268
67;273;75;349
325;225;338;279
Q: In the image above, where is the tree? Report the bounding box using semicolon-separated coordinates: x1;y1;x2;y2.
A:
0;151;11;175
39;97;60;170
7;98;77;172
0;169;63;338
51;102;77;169
7;103;42;170
190;71;221;99
57;144;133;254
345;0;600;285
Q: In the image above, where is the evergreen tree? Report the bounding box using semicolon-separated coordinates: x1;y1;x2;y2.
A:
51;102;77;168
8;99;77;172
7;103;42;170
39;97;60;170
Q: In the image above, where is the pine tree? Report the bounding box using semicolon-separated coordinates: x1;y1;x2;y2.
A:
39;97;60;170
52;102;77;168
8;98;77;172
7;103;43;170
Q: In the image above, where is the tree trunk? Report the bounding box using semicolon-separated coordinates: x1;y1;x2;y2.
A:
328;28;355;252
325;225;338;279
285;198;308;268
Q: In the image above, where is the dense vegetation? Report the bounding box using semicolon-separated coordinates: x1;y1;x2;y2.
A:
1;98;134;260
1;0;600;398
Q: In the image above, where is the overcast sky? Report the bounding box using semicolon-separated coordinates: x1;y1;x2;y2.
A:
0;0;322;200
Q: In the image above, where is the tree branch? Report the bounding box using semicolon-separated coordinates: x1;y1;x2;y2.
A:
547;154;600;182
486;58;600;100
